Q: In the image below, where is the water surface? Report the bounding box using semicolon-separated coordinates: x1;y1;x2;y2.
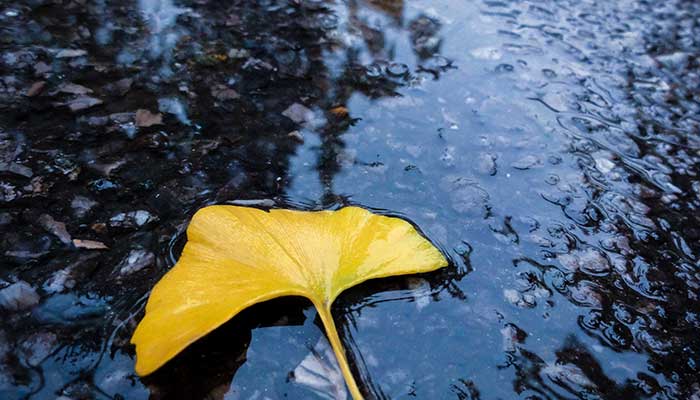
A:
1;0;699;398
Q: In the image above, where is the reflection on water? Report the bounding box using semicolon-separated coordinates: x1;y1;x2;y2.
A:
0;0;699;398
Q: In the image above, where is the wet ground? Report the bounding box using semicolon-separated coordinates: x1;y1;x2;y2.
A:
1;0;699;399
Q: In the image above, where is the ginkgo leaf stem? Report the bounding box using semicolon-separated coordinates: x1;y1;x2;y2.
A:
315;301;364;400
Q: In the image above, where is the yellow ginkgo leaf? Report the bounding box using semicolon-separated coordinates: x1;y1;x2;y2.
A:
131;205;447;399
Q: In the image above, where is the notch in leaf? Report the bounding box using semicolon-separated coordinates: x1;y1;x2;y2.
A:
131;206;448;399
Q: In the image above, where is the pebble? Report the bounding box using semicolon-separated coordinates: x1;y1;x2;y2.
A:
109;210;156;228
64;96;103;112
476;152;497;175
287;130;304;143
511;155;542;170
118;250;155;275
211;84;239;101
55;49;87;58
71;195;97;217
557;248;611;274
134;109;163;127
43;268;75;294
282;102;314;124
38;214;72;245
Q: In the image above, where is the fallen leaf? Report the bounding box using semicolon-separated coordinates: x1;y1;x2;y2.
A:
131;206;447;399
135;109;163;127
72;239;108;250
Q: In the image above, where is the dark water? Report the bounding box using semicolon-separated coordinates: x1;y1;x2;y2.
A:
1;0;699;398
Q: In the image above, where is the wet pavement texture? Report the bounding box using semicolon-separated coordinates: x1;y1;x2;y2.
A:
1;0;700;399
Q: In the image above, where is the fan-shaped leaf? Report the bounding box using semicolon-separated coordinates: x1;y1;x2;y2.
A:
131;206;447;399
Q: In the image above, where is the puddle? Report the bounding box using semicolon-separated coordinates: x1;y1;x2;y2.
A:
1;0;699;398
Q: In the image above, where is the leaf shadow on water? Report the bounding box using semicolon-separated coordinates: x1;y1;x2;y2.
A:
141;297;308;400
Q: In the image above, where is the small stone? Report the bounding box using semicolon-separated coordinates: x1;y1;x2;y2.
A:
26;81;46;97
0;182;18;202
440;176;489;214
118;250;155;275
108;112;135;124
227;48;249;58
504;289;520;305
38;214;72;245
594;154;615;173
64;96;103;112
542;363;595;389
43;268;76;294
569;282;603;308
135;109;163;127
0;281;40;311
71;195;97;217
34;62;52;75
72;239;108;250
55;49;87;58
476;153;497;175
55;83;92;95
511;155;542;170
211;85;239;101
109;210;157;228
557;249;610;274
287;130;304;143
83;115;109;126
282;102;314;124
